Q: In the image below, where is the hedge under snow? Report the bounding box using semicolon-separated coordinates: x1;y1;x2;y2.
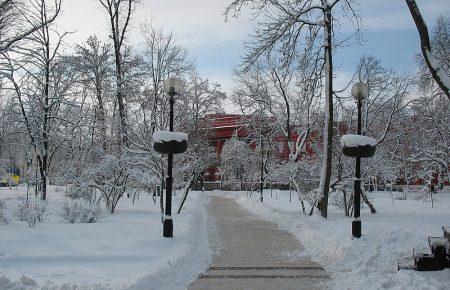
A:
340;134;377;148
153;131;188;143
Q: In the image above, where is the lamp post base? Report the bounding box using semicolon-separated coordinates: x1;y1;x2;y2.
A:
352;220;361;238
163;219;173;238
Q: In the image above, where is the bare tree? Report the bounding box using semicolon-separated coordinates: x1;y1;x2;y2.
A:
0;0;73;200
0;0;60;52
355;55;412;145
128;24;193;196
221;135;259;191
74;36;113;151
225;0;361;218
98;0;139;148
232;50;322;214
402;18;450;188
406;94;448;188
174;74;224;212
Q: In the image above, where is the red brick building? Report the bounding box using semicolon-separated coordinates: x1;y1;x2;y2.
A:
202;114;318;183
201;114;449;188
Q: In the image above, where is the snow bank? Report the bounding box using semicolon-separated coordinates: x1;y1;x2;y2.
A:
236;189;450;290
341;134;377;147
153;131;188;143
0;186;210;289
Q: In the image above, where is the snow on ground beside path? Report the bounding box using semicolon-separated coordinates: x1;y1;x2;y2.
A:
0;186;211;290
237;189;450;290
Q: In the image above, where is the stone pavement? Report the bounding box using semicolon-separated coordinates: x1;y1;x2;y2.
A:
188;196;329;290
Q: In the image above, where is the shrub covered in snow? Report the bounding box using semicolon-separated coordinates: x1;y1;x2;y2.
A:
410;186;435;203
0;200;8;224
330;181;354;216
65;185;96;203
66;154;132;214
15;197;48;228
61;200;102;223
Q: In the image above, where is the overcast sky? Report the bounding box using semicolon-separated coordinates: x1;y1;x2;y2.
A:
56;0;449;112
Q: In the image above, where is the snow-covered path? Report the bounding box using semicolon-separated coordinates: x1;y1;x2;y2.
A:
189;196;329;290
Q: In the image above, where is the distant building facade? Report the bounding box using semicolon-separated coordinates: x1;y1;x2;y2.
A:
201;113;449;190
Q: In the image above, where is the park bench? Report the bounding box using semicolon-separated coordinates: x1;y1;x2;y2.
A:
398;226;450;271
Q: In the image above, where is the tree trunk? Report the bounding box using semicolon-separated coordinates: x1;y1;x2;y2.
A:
361;191;376;214
41;30;51;200
317;4;333;218
177;174;195;214
106;2;129;148
113;47;128;147
96;76;107;151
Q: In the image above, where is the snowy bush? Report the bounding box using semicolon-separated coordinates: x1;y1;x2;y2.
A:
15;197;48;228
410;186;435;203
61;200;102;223
61;200;79;223
66;154;133;214
0;200;8;224
65;185;97;202
330;187;353;216
221;136;259;190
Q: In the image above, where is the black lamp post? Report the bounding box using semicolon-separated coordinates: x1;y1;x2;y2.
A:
351;82;368;238
162;78;181;238
259;116;264;203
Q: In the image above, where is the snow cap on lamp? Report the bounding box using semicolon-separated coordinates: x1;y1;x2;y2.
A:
153;131;188;154
341;134;377;158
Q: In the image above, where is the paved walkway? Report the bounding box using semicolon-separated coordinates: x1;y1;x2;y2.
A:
188;196;329;290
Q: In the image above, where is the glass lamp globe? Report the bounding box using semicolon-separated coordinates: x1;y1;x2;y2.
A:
351;82;369;100
163;78;181;95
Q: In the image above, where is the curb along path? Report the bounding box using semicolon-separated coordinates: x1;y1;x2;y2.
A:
189;196;329;290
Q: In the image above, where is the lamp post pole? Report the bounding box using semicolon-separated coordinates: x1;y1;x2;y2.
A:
163;89;175;238
352;95;363;238
259;116;264;203
260;136;264;203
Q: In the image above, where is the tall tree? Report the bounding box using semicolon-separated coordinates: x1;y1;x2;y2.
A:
233;52;322;214
226;0;361;217
174;73;225;212
0;0;59;52
0;0;74;200
98;0;139;148
404;17;450;188
128;24;193;192
74;36;113;151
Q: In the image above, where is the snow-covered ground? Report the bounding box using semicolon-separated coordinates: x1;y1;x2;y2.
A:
2;186;449;290
238;189;450;290
0;186;211;290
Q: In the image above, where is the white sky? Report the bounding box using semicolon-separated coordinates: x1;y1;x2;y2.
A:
56;0;450;112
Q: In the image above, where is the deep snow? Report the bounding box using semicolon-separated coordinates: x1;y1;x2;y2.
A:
0;186;211;290
1;186;449;289
237;188;450;290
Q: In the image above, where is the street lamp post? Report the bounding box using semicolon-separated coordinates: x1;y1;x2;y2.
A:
162;78;181;238
259;136;264;203
351;82;368;238
259;116;264;203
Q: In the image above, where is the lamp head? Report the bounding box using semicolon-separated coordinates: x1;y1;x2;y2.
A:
164;78;181;95
351;82;368;101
